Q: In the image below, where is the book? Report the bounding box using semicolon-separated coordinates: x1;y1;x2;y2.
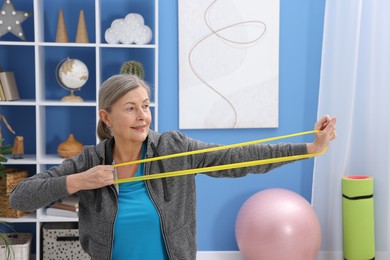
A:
46;207;78;218
46;195;79;218
0;79;6;100
0;72;20;101
59;195;79;207
50;203;78;212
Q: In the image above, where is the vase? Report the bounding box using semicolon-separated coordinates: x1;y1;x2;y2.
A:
57;134;83;158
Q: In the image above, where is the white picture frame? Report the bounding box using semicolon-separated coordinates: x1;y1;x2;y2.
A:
179;0;280;129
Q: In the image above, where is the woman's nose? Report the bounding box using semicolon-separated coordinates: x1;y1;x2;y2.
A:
136;108;146;120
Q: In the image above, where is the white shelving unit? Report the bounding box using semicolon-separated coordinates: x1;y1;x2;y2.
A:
0;0;158;258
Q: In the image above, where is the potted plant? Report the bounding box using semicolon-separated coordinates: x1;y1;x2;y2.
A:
120;60;144;79
0;138;12;175
0;223;14;260
0;138;14;259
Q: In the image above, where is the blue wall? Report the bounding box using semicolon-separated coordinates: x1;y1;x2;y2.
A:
0;0;326;252
158;0;326;250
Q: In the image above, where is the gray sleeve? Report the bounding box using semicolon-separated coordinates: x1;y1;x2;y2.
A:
9;147;92;211
157;132;307;177
200;142;308;178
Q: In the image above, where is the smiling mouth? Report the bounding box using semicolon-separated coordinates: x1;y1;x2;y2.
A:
132;126;146;131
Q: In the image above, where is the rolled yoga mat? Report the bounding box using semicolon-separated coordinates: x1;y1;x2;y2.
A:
342;175;375;260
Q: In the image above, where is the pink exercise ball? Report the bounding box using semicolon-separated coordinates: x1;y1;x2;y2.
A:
235;188;321;260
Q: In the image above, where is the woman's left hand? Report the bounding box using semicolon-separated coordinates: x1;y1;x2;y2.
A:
307;115;337;154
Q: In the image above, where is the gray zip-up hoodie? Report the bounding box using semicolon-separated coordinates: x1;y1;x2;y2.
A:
10;130;307;260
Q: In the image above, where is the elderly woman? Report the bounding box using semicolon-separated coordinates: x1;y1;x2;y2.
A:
10;74;336;260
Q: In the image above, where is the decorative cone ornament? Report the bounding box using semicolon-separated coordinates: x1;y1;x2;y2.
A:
57;133;83;158
56;9;68;42
75;10;88;43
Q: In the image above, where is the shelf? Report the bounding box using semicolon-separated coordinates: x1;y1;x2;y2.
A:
98;43;157;49
0;41;35;46
0;100;36;106
38;154;64;165
3;155;37;165
38;213;78;223
39;101;97;107
0;212;37;223
38;42;96;48
0;0;158;258
35;42;157;49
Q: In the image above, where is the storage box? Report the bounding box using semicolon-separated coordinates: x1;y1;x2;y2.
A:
0;168;30;218
0;233;32;260
42;222;90;259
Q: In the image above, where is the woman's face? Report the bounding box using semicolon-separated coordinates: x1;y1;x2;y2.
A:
103;86;151;143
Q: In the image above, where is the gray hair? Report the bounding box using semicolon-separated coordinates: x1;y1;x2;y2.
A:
97;74;151;140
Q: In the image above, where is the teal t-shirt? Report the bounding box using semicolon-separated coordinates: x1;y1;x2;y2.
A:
112;146;168;260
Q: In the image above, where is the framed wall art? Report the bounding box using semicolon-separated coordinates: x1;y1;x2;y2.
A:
179;0;280;129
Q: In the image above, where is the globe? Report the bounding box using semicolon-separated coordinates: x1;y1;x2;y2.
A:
56;58;89;102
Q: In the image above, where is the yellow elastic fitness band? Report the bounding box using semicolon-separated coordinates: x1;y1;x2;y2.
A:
114;130;324;184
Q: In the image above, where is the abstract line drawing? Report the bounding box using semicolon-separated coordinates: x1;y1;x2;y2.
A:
179;0;280;129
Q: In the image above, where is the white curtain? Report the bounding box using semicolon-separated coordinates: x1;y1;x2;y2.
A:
312;0;390;259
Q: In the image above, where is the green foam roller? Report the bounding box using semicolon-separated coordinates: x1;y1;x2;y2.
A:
342;175;375;260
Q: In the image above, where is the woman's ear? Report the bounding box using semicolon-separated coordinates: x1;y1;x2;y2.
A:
99;109;111;127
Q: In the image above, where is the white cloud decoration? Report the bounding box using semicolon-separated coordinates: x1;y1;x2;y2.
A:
104;13;152;45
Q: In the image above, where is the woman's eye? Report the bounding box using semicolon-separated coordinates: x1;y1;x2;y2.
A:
126;107;135;111
143;104;150;110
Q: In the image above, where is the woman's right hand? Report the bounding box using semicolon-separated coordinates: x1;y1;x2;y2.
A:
66;165;115;194
307;115;337;154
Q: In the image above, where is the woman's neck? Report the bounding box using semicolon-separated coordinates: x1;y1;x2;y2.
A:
113;141;143;164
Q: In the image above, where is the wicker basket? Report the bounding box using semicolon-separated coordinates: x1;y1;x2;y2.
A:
0;168;29;218
0;233;32;260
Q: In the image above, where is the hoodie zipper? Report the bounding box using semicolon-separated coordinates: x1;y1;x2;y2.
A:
86;146;119;260
108;183;118;260
144;153;173;259
151;142;171;202
145;175;172;259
